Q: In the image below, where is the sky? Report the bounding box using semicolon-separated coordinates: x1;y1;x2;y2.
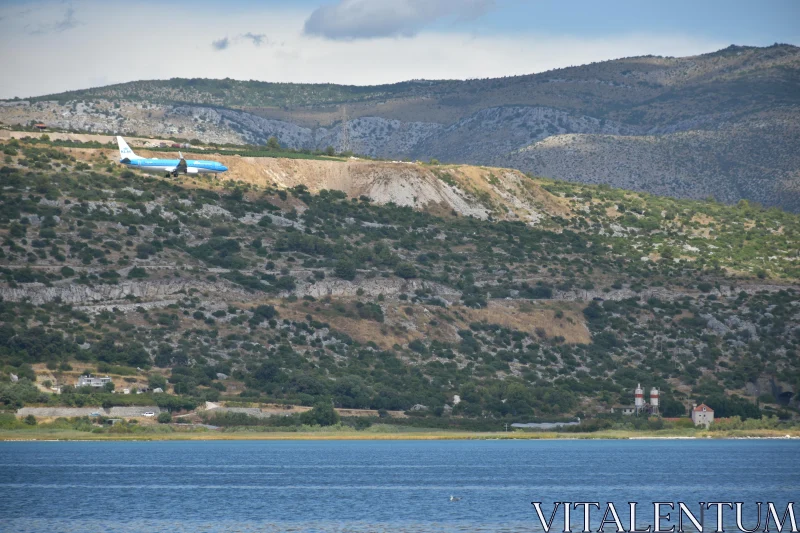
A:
0;0;798;99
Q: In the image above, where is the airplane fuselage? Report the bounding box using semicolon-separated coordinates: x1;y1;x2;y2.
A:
121;158;227;175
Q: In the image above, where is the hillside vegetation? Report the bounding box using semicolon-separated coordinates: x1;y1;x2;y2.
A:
0;138;798;427
4;44;799;210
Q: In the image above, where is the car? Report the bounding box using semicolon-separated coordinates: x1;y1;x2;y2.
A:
89;412;101;417
142;412;156;417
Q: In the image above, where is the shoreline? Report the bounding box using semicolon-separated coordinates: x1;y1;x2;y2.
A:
2;428;799;442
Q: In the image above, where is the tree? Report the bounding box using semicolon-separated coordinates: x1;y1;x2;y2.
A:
103;381;115;392
301;402;340;426
149;374;167;390
251;361;284;387
266;137;281;150
250;305;277;325
127;267;148;279
157;412;172;424
660;397;686;417
334;258;357;280
394;263;417;279
325;146;335;157
24;414;37;425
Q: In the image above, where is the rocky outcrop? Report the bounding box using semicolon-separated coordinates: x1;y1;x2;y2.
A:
290;278;460;300
3;268;791;309
0;279;249;305
480;282;793;303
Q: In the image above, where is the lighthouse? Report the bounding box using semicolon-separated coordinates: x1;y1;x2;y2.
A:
650;387;660;415
634;383;645;414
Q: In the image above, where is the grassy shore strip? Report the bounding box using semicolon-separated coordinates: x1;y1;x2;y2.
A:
2;428;799;441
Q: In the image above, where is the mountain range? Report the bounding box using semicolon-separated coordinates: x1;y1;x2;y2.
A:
1;43;799;212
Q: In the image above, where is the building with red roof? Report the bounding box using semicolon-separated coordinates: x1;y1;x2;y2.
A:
691;403;714;428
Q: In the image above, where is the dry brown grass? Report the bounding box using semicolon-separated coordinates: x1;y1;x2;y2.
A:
253;296;591;349
691;213;715;226
452;301;590;344
288;300;415;349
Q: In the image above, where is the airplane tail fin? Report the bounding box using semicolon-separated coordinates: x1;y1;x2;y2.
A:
116;136;142;160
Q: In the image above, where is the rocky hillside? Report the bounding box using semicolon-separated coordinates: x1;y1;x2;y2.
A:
3;44;799;210
0;138;798;423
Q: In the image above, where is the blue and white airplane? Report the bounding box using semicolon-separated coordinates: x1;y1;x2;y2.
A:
117;136;228;178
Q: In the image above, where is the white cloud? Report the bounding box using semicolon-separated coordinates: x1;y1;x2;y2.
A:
303;0;495;40
0;1;728;100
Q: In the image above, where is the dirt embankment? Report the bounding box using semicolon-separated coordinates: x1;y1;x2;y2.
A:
138;150;569;224
117;143;567;223
3;135;569;223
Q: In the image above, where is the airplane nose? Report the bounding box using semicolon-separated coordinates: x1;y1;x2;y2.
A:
221;165;228;172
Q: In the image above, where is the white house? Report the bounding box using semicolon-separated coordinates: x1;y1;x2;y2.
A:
76;375;112;388
691;403;714;428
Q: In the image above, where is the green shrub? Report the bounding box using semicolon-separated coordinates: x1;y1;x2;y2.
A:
127;267;148;279
301;402;340;426
394;263;417;279
334;258;357;280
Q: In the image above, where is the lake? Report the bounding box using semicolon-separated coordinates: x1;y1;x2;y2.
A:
0;439;797;532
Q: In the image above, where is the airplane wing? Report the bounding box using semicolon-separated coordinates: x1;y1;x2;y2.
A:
169;153;188;174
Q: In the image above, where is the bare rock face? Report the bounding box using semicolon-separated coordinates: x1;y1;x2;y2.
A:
291;278;460;300
701;314;730;335
198;157;546;223
0;279;248;305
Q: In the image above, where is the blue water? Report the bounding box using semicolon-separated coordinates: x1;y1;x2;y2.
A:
0;439;797;532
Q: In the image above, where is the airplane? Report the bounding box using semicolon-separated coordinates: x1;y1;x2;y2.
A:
116;136;228;178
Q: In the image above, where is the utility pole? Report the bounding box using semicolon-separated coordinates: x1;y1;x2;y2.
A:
504;423;509;432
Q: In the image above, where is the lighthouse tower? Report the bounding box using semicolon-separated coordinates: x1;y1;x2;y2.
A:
634;383;645;414
650;387;660;416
